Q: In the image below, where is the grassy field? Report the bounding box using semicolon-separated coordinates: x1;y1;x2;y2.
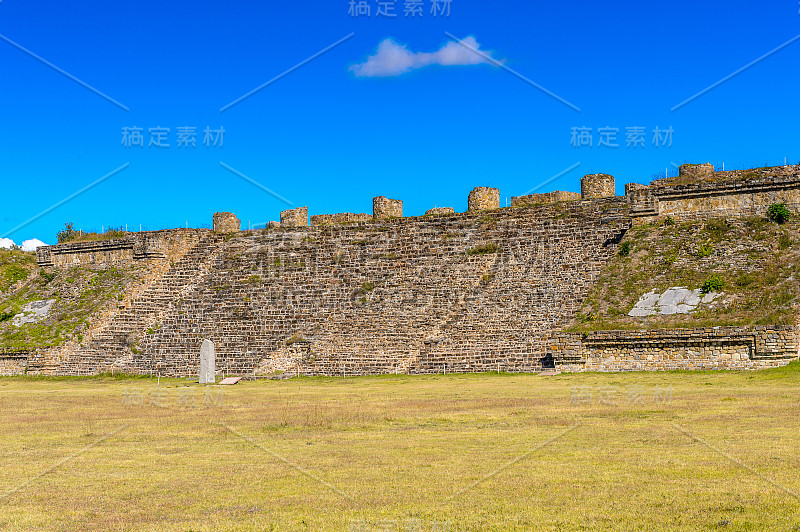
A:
1;366;800;531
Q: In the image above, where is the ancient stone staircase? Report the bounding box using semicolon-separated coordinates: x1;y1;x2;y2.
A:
88;234;225;364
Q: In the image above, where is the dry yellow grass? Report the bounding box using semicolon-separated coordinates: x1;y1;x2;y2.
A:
1;365;800;531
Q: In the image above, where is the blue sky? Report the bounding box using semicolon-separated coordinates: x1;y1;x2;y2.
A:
1;0;800;244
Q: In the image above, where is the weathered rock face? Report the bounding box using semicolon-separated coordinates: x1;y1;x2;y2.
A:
373;197;403;219
213;212;240;233
280;206;309;227
11;299;56;326
511;191;581;206
425;207;455;216
581;174;615;199
627;287;718;317
467;187;499;211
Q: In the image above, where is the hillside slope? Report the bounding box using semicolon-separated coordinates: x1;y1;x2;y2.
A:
571;214;800;331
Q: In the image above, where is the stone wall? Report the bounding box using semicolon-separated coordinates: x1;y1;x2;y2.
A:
0;351;28;376
310;213;372;226
21;166;800;378
581;174;615;199
280;206;309;227
425;207;456;216
27;197;632;377
213;212;240;233
549;327;798;371
36;230;207;269
373;197;403;219
511;191;581;206
467;187;499;211
628;166;800;224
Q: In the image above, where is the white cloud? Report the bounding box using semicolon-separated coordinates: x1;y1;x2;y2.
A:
350;36;499;77
21;239;46;252
0;238;15;250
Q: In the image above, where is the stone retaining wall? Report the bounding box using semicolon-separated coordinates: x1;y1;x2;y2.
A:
36;230;207;269
629;166;800;224
549;327;798;371
310;213;372;226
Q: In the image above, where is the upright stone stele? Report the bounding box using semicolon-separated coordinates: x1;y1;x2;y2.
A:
199;339;215;384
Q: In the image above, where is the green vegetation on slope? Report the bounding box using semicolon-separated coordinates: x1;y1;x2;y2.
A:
573;214;800;331
0;263;139;349
0;248;37;293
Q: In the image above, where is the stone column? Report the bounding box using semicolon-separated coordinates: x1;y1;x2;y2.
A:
213;212;240;233
373;197;403;219
580;174;615;199
467;187;500;211
280;206;309;227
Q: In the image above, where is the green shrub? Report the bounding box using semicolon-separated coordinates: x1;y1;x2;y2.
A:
285;333;306;346
767;203;790;224
663;216;675;226
57;222;79;243
466;243;498;256
704;218;731;241
696;243;713;258
701;275;723;294
618;242;630;257
357;281;375;295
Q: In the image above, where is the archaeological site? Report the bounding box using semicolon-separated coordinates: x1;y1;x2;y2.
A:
3;163;800;378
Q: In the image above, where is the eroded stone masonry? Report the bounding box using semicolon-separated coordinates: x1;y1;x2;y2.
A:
10;164;800;377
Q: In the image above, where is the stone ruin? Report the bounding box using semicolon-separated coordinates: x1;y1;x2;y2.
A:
467;187;500;211
581;174;615;199
280;206;309;227
213;212;240;233
373;196;403;220
17;162;800;378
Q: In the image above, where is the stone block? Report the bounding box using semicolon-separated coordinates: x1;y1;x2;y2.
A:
213;212;240;233
373;197;403;219
679;163;714;180
425;207;455;216
468;187;499;211
581;174;615;199
280;206;309;227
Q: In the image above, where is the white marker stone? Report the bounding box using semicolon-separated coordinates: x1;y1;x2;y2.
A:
200;339;215;384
